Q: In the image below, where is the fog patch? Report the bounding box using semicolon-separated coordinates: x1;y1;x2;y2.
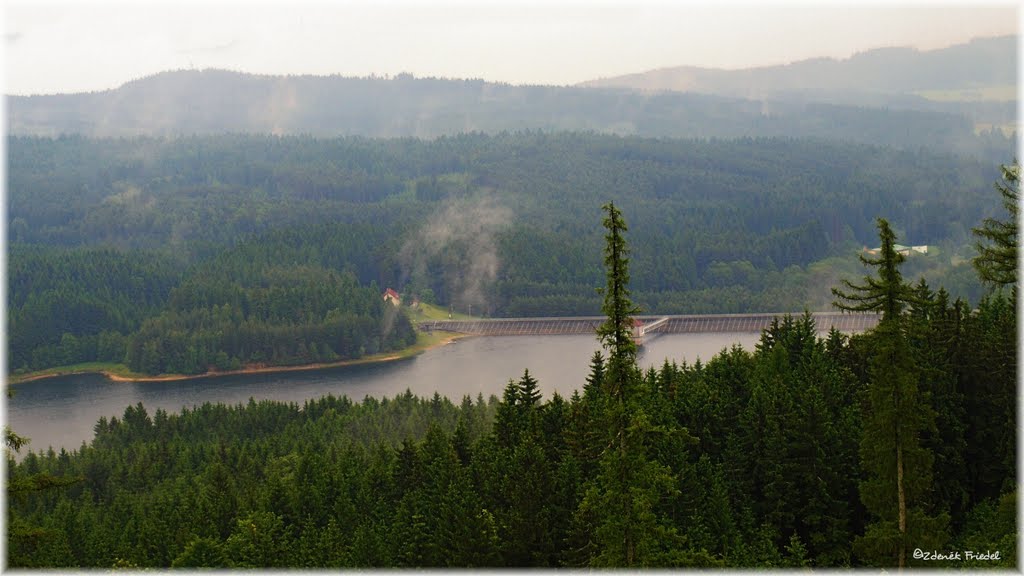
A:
399;195;512;315
260;80;298;136
379;299;399;343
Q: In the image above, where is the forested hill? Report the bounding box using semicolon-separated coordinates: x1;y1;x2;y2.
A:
6;132;1006;375
581;35;1015;98
579;35;1017;134
5;68;1012;161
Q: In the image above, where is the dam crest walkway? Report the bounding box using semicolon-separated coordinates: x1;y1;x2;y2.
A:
421;312;879;337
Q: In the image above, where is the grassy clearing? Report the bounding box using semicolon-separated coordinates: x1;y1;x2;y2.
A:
396;330;469;358
410;302;478;322
8;362;150;385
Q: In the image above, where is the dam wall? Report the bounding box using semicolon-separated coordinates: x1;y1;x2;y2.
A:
422;312;880;336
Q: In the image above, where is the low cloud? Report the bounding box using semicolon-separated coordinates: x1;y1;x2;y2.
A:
399;194;512;314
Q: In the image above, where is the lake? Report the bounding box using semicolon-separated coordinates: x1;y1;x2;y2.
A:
6;332;760;456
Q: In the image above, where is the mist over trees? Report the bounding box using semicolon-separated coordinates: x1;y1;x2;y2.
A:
6;133;1002;375
7;67;1014;162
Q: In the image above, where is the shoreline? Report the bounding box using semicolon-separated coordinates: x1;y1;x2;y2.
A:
8;333;470;385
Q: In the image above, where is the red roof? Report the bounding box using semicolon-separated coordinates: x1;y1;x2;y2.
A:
383;288;401;300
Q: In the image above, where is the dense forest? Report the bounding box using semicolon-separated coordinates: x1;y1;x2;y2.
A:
6;184;1017;567
6;133;1003;376
8;240;417;375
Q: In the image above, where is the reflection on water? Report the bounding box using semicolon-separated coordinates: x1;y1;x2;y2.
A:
7;332;760;456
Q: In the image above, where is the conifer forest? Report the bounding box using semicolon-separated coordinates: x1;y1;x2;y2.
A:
6;8;1021;569
6;165;1018;567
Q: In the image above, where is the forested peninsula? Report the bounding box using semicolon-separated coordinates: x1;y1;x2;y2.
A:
6;133;1005;379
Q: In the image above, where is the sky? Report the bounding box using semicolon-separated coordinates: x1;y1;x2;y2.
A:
2;1;1020;96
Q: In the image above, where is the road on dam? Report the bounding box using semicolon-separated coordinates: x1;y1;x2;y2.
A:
421;312;880;337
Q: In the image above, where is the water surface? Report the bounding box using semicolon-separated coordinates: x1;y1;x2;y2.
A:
7;332;759;456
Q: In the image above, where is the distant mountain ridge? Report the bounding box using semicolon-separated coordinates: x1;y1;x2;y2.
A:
578;35;1016;101
4;36;1016;161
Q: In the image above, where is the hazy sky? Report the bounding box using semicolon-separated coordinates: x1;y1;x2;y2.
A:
3;1;1019;95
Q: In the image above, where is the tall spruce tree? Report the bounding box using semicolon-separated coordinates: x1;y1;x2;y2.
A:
596;202;641;394
833;218;947;567
578;202;679;567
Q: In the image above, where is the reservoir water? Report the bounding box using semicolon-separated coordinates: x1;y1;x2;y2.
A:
7;332;760;456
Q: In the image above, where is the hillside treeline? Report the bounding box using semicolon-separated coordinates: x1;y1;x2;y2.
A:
7;133;1002;374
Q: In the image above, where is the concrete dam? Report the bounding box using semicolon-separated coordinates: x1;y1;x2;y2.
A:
421;312;880;339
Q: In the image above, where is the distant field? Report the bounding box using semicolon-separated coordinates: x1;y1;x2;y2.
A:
915;84;1017;102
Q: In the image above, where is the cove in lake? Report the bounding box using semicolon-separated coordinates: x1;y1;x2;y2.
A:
7;332;760;456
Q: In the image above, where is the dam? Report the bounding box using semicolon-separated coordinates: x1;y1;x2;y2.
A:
420;312;880;339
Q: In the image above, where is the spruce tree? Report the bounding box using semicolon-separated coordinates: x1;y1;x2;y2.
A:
494;379;522;450
968;165;1018;504
596;202;641;394
973;162;1018;289
579;202;678;567
583;350;605;400
833;218;946;567
908;286;970;530
831;218;916;321
517;369;543;412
